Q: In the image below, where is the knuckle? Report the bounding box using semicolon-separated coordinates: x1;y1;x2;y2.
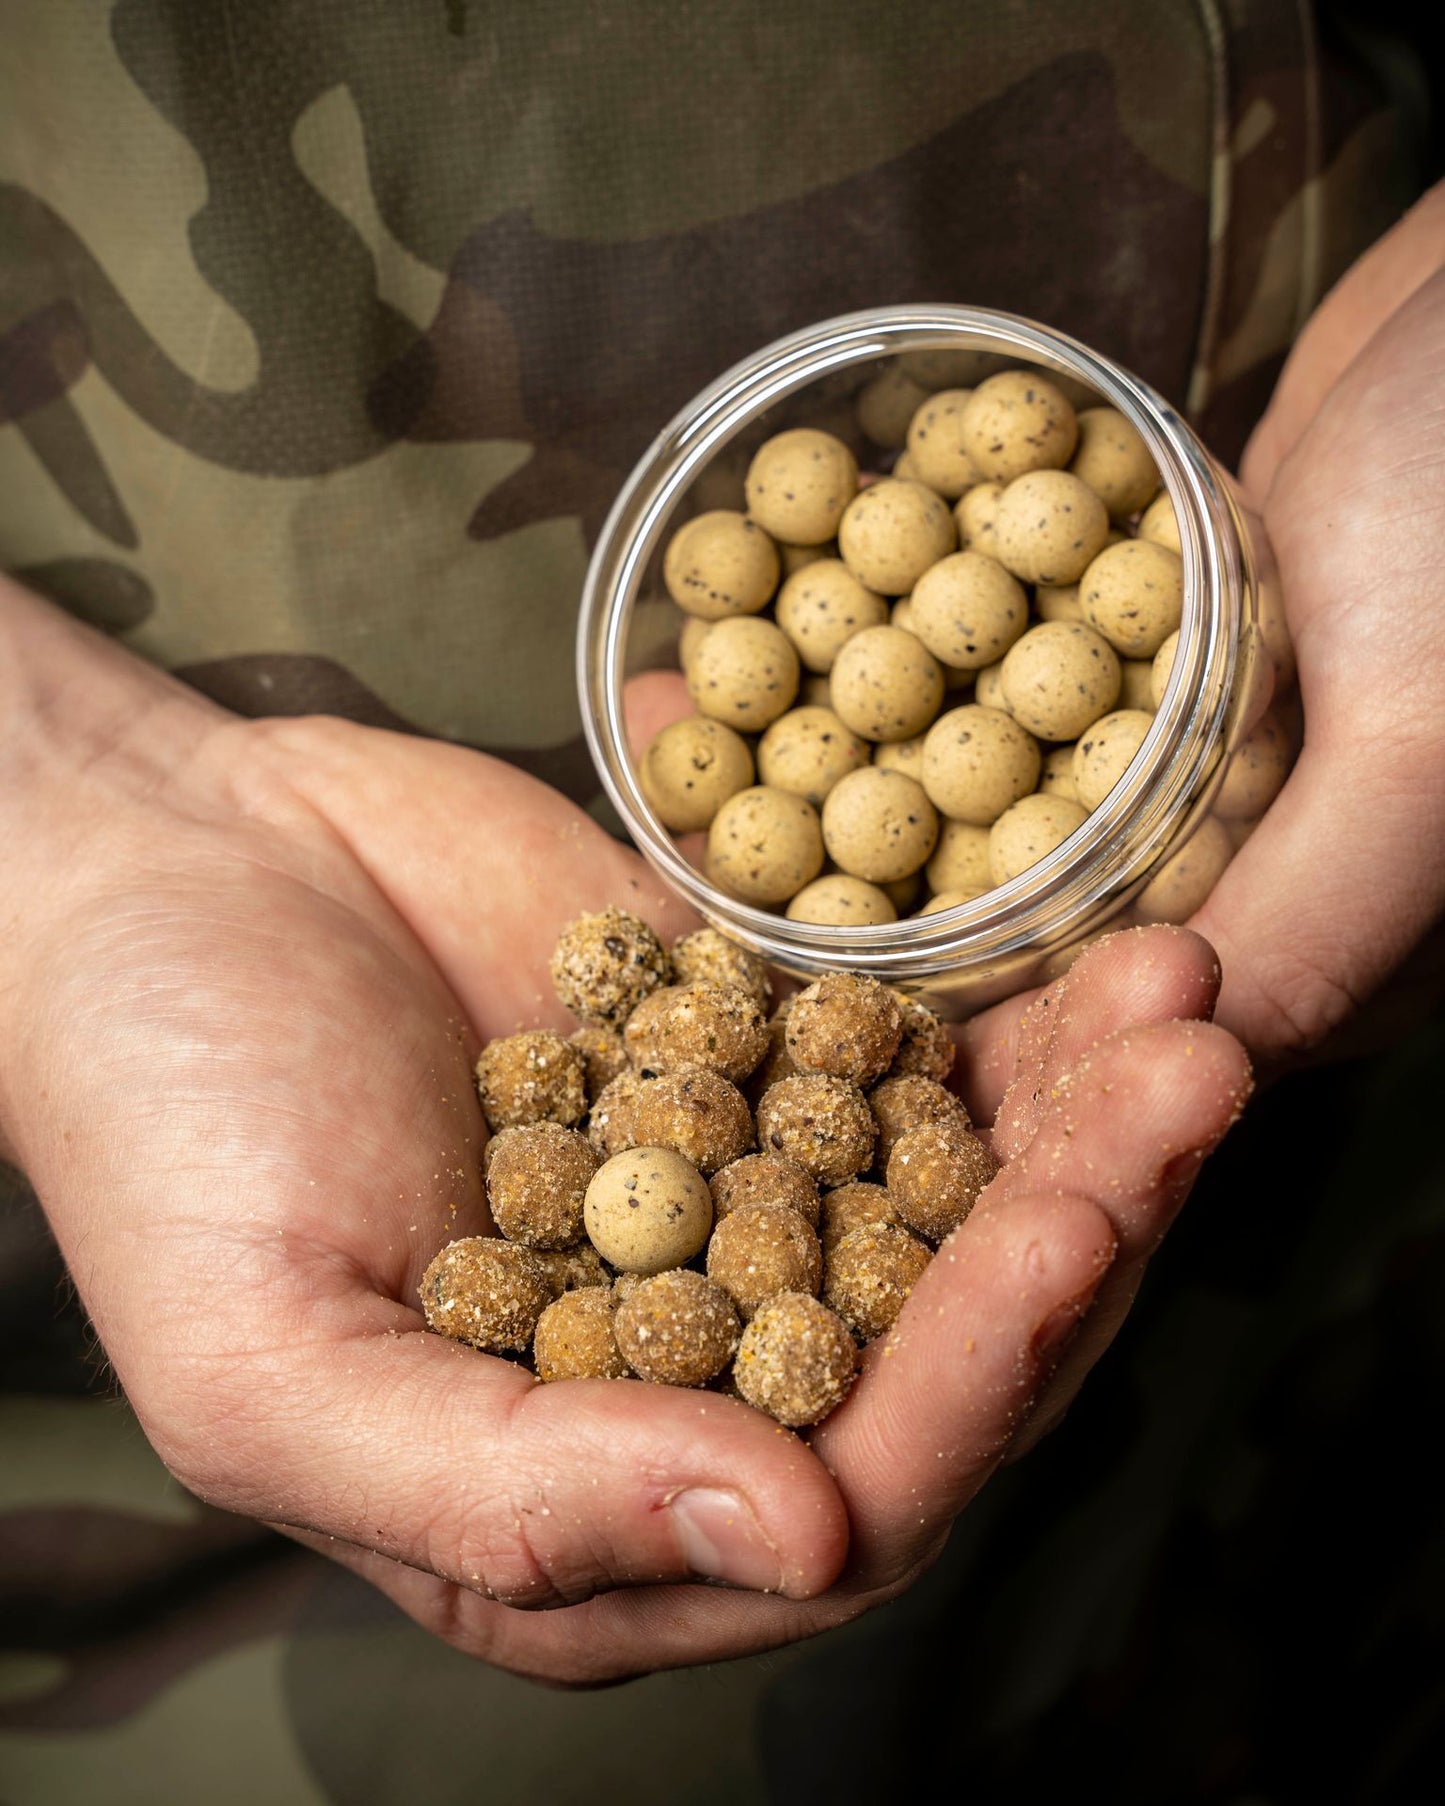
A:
1247;951;1361;1058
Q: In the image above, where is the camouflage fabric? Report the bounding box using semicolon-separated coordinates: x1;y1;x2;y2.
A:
0;2;1431;1800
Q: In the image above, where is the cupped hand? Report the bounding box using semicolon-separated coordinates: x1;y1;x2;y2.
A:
0;593;1248;1686
1192;182;1445;1060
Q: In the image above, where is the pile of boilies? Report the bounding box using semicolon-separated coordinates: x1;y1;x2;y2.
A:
421;908;994;1427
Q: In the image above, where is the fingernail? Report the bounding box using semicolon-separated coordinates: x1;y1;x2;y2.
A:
668;1488;784;1593
1160;1147;1208;1195
1031;1278;1105;1366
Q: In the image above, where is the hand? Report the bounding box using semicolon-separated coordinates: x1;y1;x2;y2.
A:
1;587;1248;1685
1192;182;1445;1061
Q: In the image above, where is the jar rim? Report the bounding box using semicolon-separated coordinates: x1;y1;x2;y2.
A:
577;304;1247;985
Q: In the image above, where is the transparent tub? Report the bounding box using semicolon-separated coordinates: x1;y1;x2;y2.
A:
578;306;1292;1018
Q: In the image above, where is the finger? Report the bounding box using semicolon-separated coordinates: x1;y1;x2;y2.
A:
168;1302;849;1617
986;926;1222;1158
988;1016;1252;1458
811;1189;1117;1586
1241;180;1445;499
951;981;1054;1127
815;1014;1249;1583
272;719;698;1039
623;668;693;762
1193;734;1445;1060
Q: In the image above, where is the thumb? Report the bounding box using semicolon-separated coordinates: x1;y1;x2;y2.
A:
268;716;698;1040
158;1300;849;1610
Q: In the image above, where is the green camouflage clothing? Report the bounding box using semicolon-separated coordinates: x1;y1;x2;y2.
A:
0;2;1433;1801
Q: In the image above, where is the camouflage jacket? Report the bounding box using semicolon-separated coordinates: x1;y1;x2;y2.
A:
0;4;1432;1802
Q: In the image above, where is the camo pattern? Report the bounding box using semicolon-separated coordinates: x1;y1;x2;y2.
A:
0;2;1429;1799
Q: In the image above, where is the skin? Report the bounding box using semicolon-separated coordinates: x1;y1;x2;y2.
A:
2;179;1442;1688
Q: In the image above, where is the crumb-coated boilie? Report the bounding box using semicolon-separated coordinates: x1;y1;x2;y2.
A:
819;1180;901;1254
706;1202;823;1320
474;1031;588;1134
784;972;903;1087
887;1118;999;1242
549;907;670;1030
886;993;955;1082
420;1238;554;1353
669;927;772;1008
733;1293;858;1427
868;1073;970;1167
624;1064;755;1175
568;1024;630;1103
613;1269;741;1387
823;1221;932;1341
533;1287;631;1382
583;1145;714;1274
533;1241;612;1296
586;1067;647;1157
485;1122;599;1249
756;1072;876;1186
710;1151;821;1227
623;982;769;1082
748;1016;803;1098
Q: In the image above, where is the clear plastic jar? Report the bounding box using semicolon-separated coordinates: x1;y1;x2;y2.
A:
578;306;1291;1017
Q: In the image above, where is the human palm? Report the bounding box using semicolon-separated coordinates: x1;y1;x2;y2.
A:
0;648;1247;1684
